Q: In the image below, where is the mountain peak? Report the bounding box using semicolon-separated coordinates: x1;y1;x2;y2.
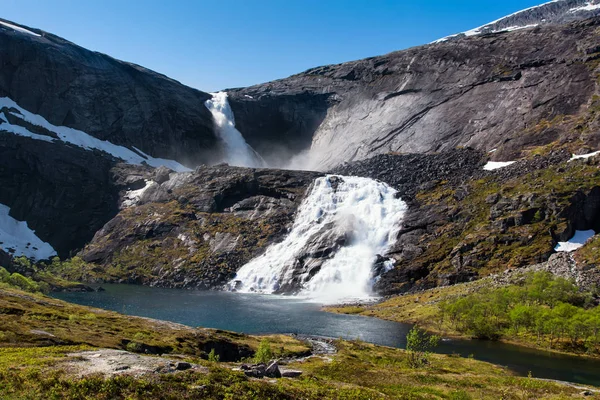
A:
435;0;600;43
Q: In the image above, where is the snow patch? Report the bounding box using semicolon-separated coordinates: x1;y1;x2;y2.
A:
122;180;157;208
483;161;516;170
570;2;600;12
554;230;596;252
0;97;191;172
433;0;559;43
569;150;600;162
488;148;498;153
0;20;40;37
0;203;56;261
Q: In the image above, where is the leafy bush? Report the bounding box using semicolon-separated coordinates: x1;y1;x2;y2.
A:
405;326;439;368
126;341;145;353
0;267;10;282
208;348;220;362
440;271;600;353
8;273;40;293
254;339;273;364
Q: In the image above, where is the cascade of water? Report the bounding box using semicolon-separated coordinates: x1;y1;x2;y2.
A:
230;175;407;303
204;91;265;168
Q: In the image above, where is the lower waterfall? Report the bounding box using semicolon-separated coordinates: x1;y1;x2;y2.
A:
230;175;407;303
204;91;265;168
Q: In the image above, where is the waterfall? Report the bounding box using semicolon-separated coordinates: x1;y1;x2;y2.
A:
204;92;265;168
230;175;407;303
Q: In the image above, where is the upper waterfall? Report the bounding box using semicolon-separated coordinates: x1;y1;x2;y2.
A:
205;92;265;168
230;175;407;303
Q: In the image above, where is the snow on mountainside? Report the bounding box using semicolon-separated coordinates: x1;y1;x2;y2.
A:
435;0;600;42
0;20;40;37
0;97;191;172
0;204;56;260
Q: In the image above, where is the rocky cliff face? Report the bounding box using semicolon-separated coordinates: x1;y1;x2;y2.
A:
0;18;226;257
334;149;600;295
229;16;600;170
0;18;219;165
68;166;321;289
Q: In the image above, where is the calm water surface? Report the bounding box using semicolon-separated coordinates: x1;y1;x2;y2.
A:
54;284;600;386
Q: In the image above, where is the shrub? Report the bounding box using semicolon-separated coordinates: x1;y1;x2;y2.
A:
126;341;145;353
208;348;220;362
405;326;439;368
0;267;10;282
254;339;273;364
8;273;40;293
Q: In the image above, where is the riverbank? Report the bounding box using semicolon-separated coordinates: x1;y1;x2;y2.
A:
1;286;598;399
324;277;600;361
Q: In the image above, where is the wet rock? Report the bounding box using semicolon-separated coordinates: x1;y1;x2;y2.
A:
77;166;322;289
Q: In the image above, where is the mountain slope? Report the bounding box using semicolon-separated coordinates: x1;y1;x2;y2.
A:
229;13;600;170
436;0;600;42
0;18;224;256
0;17;218;165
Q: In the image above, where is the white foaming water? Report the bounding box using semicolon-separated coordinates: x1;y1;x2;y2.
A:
205;92;265;168
231;175;407;304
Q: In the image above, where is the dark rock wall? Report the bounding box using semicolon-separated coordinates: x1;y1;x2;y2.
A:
227;92;331;167
0;20;219;166
0;134;126;257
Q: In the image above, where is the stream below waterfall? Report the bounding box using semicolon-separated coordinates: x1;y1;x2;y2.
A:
54;284;600;387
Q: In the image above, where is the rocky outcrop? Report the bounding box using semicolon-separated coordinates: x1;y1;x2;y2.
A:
330;148;486;203
331;149;599;295
0;134;128;256
74;165;322;289
229;16;600;169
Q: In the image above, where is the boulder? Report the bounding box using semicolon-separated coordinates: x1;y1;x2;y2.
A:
265;361;281;378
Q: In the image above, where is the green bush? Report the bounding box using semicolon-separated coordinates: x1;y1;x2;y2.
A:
8;273;40;293
126;341;145;353
405;326;439;368
208;348;220;362
0;267;10;282
254;339;273;364
440;271;600;352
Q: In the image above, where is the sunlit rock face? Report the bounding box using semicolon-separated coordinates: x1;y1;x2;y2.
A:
228;13;600;170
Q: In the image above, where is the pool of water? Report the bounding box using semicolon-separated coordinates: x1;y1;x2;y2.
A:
54;284;600;386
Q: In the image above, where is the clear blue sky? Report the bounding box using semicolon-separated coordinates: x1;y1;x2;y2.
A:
2;0;544;92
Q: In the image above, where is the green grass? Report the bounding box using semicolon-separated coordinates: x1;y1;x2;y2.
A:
0;340;593;399
0;286;596;398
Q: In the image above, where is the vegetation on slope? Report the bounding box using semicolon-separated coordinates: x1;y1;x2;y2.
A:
0;286;308;359
330;271;600;357
382;152;600;294
0;336;593;399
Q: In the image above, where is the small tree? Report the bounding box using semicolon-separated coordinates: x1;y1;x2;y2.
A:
254;339;273;364
208;348;220;362
406;326;440;368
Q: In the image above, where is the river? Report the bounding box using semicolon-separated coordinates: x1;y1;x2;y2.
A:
54;284;600;387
